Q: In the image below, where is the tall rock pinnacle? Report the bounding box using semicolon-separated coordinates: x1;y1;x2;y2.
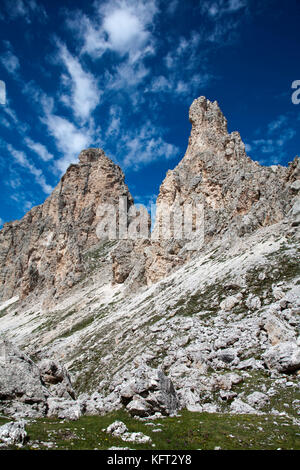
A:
146;97;299;284
154;97;298;236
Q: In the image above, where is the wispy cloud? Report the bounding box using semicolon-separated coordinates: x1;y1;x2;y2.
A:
199;0;249;45
111;120;179;170
106;105;122;137
3;0;47;23
41;113;98;173
201;0;247;18
64;0;158;102
22;79;100;173
148;31;213;101
246;114;296;164
24;137;54;162
54;41;102;122
7;143;53;194
2;99;30;134
0;41;20;76
267;115;288;134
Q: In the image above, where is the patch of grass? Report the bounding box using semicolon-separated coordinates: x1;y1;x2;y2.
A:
2;409;300;450
60;316;95;339
83;240;117;272
0;304;14;318
171;281;225;318
0;416;10;426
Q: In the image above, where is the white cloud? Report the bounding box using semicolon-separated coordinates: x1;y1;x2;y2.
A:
69;0;158;62
2;100;30;134
22;80;99;172
252;139;275;154
106;105;122;137
42;113;96;173
108;60;150;90
276;128;296;147
7;143;53;194
199;0;249;45
148;70;212;101
248;115;296;164
0;116;11;128
7;176;22;190
55;42;101;122
202;0;247;18
149;76;172;93
268;115;288;134
0;51;20;75
154;31;214;101
103;8;147;56
24;138;54;162
0;41;20;76
114;121;179;170
166;0;179;15
23;80;54;113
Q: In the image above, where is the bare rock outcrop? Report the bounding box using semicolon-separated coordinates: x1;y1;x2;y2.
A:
0;96;298;302
118;365;180;417
0;338;49;405
0;420;27;446
0;339;75;418
110;97;299;288
0;149;133;303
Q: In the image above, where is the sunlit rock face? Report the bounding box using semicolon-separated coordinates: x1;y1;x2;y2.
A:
0;97;299;425
146;96;299;284
0;96;299;302
0;148;133;303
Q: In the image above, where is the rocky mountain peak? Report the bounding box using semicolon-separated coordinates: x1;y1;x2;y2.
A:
0;98;299;437
0;97;299;304
189;96;228;134
142;97;299;285
0;149;133;303
78;148;106;164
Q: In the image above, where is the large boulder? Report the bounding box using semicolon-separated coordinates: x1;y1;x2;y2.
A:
38;359;75;399
0;339;76;419
0;339;48;405
105;420;152;444
47;397;81;421
0;420;27;446
262;341;300;373
262;313;296;346
230;398;258;415
117;365;179;417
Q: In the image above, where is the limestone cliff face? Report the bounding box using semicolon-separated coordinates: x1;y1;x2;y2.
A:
154;96;298;236
0;149;133;302
145;97;299;284
0;97;299;302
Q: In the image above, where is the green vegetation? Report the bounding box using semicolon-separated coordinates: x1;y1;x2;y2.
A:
1;409;299;450
60;316;95;339
83;240;117;272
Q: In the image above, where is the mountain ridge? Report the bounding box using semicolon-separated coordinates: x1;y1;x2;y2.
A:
0;96;299;433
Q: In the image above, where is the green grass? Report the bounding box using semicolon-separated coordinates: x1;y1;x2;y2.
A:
59;316;95;339
83;240;117;272
2;409;300;450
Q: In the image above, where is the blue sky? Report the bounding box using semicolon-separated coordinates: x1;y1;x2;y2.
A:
0;0;299;226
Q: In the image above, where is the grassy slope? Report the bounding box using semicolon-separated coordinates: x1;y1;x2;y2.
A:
0;409;299;450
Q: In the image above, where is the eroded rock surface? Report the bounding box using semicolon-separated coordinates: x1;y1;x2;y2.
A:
0;149;133;303
0;96;299;424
